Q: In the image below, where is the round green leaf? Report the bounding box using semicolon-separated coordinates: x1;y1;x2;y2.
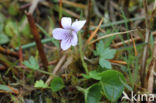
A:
0;33;9;44
8;3;19;16
5;20;18;37
86;83;102;103
50;77;64;92
100;70;125;102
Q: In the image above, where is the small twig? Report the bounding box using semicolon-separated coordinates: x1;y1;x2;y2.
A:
112;31;156;48
19;0;40;35
26;12;48;69
59;56;73;73
87;18;104;44
62;0;86;9
29;0;40;14
108;60;127;65
52;55;66;74
130;34;138;56
63;8;80;18
112;36;141;48
0;46;19;58
141;0;151;87
89;29;137;45
45;55;67;85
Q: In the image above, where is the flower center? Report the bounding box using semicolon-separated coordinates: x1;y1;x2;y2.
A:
64;30;73;43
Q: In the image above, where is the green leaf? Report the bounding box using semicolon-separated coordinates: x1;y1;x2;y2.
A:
0;33;9;44
94;41;105;56
23;56;39;70
119;77;133;91
99;58;112;69
0;13;5;23
77;83;102;103
50;77;64;92
100;70;125;102
101;48;116;59
82;71;101;80
86;83;102;103
34;80;48;88
0;23;3;31
5;20;18;37
94;41;116;69
8;3;19;16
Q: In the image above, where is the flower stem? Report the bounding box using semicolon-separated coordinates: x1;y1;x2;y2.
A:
37;69;53;76
78;32;88;74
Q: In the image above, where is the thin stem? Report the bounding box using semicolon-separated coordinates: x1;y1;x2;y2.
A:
59;0;63;20
89;29;137;45
90;16;145;30
84;0;92;38
78;32;88;74
37;69;53;76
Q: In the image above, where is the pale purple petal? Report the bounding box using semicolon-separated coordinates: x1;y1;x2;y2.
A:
61;39;72;50
71;20;86;32
61;17;72;29
71;31;78;46
52;28;70;40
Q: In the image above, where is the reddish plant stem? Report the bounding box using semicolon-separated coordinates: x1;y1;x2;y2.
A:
0;65;6;70
19;46;23;66
0;59;8;70
26;13;48;69
0;46;19;58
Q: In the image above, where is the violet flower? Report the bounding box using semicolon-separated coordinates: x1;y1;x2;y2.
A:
52;17;86;50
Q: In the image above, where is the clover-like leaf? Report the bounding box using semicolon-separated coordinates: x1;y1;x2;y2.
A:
94;41;116;69
94;41;105;56
100;48;116;59
23;56;39;70
99;58;112;69
34;80;48;88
